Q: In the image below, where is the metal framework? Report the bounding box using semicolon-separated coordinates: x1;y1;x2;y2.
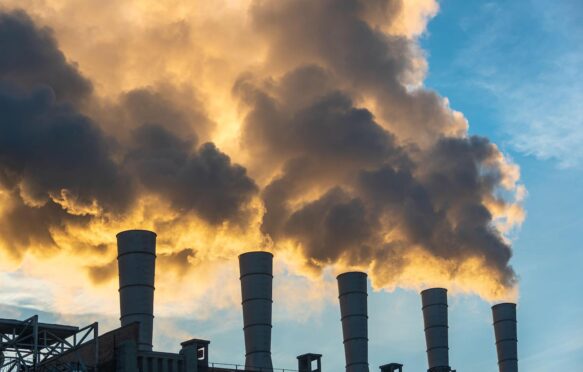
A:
0;316;98;372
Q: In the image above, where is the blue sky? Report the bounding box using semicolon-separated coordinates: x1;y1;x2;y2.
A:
1;1;582;371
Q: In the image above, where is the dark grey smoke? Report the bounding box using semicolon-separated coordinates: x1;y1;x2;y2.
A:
284;187;376;264
0;11;92;104
0;4;519;294
0;191;87;255
116;85;215;142
126;124;257;224
227;0;518;291
250;0;466;145
0;83;131;209
235;42;516;287
0;82;131;253
0;10;258;259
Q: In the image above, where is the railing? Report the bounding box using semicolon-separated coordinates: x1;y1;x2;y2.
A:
209;362;298;372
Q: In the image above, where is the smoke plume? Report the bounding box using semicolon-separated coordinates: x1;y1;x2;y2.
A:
0;1;524;306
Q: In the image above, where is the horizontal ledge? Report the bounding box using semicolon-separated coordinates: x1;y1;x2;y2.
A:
242;298;274;304
245;350;272;356
424;325;449;331
346;362;369;367
338;291;368;298
240;272;273;279
498;357;518;363
422;303;448;310
117;251;156;259
243;323;273;329
426;346;449;352
493;319;518;325
342;336;368;343
340;314;369;321
120;313;155;319
119;284;155;291
495;337;518;344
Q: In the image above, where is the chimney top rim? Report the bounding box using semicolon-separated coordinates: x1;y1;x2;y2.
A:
420;287;447;295
492;302;517;309
116;229;157;238
238;251;273;258
336;271;367;279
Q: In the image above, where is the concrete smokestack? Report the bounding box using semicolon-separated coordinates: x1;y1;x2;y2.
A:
239;251;274;371
492;303;518;372
117;229;157;352
337;272;369;372
421;288;451;372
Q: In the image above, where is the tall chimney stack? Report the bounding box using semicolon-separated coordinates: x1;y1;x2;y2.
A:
239;251;274;371
421;288;451;372
117;229;157;352
492;303;518;372
337;272;369;372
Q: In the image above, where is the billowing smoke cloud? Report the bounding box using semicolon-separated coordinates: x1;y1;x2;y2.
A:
236;63;519;295
0;10;92;103
235;0;523;297
249;0;467;145
0;10;258;259
0;0;524;304
126;124;257;224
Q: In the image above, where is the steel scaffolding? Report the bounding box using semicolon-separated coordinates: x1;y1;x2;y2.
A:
0;315;98;371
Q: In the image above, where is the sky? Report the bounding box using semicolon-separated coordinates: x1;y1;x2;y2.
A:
0;0;581;371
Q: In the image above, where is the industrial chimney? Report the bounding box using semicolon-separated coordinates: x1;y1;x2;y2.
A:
421;288;451;372
492;303;518;372
337;272;369;372
239;251;274;371
117;229;157;352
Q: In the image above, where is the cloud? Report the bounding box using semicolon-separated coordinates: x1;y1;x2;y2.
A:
0;11;92;103
239;0;522;299
0;82;130;255
249;0;467;146
0;83;131;209
0;8;259;265
236;63;520;298
0;0;524;308
126;124;258;224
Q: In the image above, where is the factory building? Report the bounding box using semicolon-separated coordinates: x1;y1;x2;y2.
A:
0;230;518;372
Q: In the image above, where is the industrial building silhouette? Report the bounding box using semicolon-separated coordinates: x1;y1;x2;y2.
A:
0;230;518;372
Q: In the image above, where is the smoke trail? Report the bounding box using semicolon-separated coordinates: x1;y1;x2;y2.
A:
0;1;524;302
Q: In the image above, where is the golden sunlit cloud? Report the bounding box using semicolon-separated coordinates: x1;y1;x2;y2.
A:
0;0;524;319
